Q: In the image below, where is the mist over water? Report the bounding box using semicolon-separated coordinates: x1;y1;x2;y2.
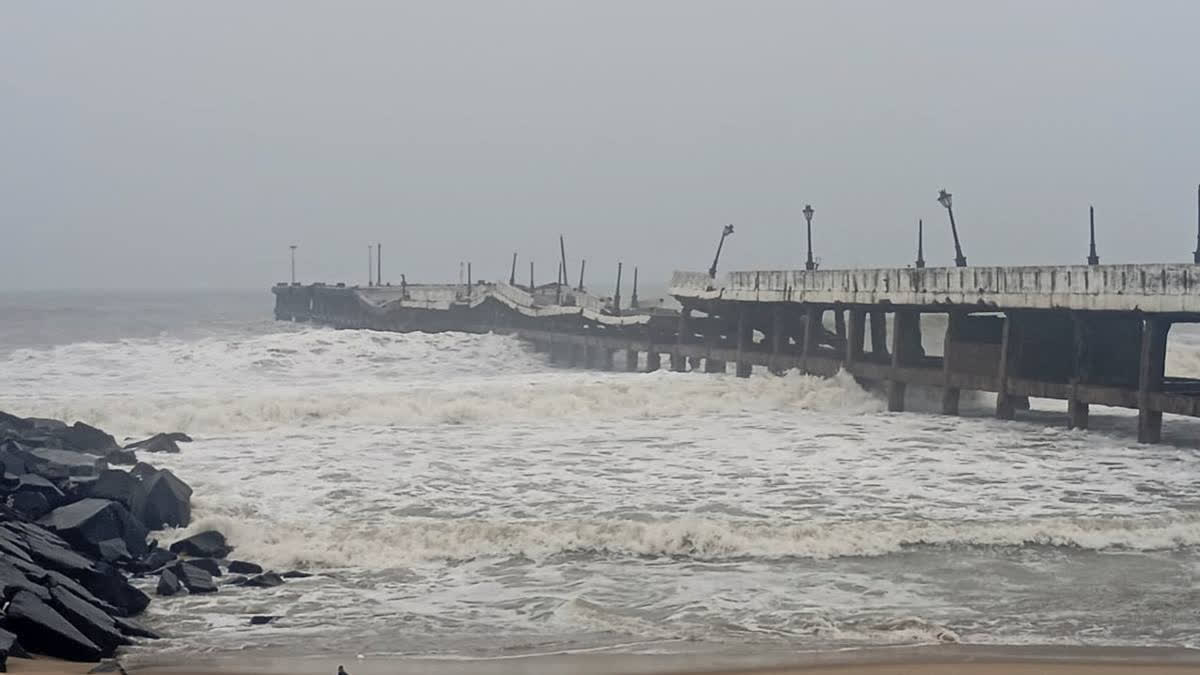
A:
3;291;1200;661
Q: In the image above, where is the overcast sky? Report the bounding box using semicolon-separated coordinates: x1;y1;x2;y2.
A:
3;1;1200;290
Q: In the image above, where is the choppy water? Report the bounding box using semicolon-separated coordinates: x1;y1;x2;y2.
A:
2;291;1200;661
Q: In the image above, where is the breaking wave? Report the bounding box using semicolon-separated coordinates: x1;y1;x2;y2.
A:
163;513;1200;569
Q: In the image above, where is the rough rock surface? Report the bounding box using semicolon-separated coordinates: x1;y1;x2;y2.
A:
169;530;230;559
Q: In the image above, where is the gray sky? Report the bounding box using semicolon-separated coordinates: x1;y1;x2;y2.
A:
3;1;1200;290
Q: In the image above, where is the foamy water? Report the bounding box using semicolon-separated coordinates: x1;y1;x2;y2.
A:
3;293;1200;660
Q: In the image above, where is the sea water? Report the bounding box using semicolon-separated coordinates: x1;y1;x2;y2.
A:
2;290;1200;660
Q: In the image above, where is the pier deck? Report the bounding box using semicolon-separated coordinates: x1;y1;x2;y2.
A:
273;262;1200;443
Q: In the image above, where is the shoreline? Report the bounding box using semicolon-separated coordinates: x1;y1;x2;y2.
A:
115;644;1200;675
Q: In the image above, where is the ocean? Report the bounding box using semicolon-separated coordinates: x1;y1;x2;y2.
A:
2;290;1200;664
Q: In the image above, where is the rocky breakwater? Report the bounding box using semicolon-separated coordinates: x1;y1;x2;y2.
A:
0;410;304;669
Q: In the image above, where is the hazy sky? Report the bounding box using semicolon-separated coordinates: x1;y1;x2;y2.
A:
4;1;1200;290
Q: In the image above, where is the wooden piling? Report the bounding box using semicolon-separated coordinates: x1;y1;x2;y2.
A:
1137;317;1169;443
996;315;1016;420
888;310;917;412
1068;313;1089;429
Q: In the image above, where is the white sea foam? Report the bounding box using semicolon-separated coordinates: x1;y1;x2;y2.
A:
160;513;1200;569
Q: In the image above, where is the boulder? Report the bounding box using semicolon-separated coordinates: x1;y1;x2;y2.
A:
87;470;136;508
74;564;151;616
0;530;33;563
249;615;276;625
169;531;229;559
0;558;51;601
58;422;118;454
24;533;97;575
223;575;247;586
129;548;175;574
168;562;217;594
96;538;131;564
124;433;182;454
227;560;263;575
11;491;51;519
42;571;121;617
4;590;102;662
39;498;148;559
103;448;137;466
0;411;31;431
186;558;222;577
0;626;30;659
243;572;284;588
156;569;181;597
17;447;100;480
0;442;29;475
48;585;130;656
15;473;64;501
130;462;157;481
280;570;313;579
130;468;192;530
113;615;160;639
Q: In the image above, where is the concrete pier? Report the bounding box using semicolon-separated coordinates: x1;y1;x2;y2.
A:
273;261;1200;444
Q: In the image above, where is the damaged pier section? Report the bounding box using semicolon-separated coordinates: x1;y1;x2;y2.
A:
273;263;1200;443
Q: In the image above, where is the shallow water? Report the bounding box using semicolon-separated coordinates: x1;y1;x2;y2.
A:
2;291;1200;660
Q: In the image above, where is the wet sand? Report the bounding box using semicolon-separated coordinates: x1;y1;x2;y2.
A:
103;645;1200;675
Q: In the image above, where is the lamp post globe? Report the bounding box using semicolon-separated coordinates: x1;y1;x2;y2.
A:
937;189;967;267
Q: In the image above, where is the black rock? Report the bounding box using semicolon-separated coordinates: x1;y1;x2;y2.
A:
87;470;136;508
131;468;192;530
0;411;31;431
16;473;64;500
20;446;101;479
249;615;276;625
169;530;230;559
103;448;137;466
0;442;30;475
42;570;121;617
113;615;160;639
243;572;284;588
129;462;157;481
185;558;222;577
0;626;30;659
169;561;217;594
39;498;149;559
227;560;263;575
123;433;182;454
58;422;118;454
0;558;50;601
24;532;97;575
96;538;132;564
11;491;51;519
280;570;313;579
74;564;151;616
223;575;247;586
0;530;33;564
88;659;127;674
156;568;181;597
49;585;130;656
129;547;176;574
4;590;102;662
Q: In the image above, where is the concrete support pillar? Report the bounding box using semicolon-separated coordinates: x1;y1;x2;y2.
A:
887;310;918;412
996;315;1016;420
646;349;662;372
548;341;563;365
802;306;822;370
770;306;785;375
598;349;614;371
568;343;585;368
704;358;725;374
869;310;889;361
704;314;725;373
941;312;961;416
1137;317;1170;443
846;309;865;366
673;310;691;372
834;309;846;340
1068;313;1089;430
735;309;752;378
625;349;639;372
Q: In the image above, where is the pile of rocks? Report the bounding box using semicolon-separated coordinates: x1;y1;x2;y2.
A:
0;411;196;666
152;529;307;598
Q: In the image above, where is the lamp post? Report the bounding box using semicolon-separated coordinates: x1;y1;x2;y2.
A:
289;245;297;284
915;220;925;269
803;204;816;271
1088;206;1100;266
1194;184;1200;264
937;189;967;267
708;224;735;279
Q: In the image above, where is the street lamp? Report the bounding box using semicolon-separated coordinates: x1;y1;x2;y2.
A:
803;204;816;271
937;189;967;267
289;245;297;284
915;220;925;269
708;224;735;279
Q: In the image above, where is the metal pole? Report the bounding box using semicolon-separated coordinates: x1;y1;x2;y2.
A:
530;260;534;292
804;211;815;271
467;262;472;298
1194;184;1200;264
578;260;586;292
377;243;382;285
289;245;297;284
1088;206;1100;266
559;236;568;291
948;207;966;267
556;261;562;304
614;262;622;316
915;220;925;268
368;246;373;286
709;225;734;278
631;266;640;308
510;252;517;286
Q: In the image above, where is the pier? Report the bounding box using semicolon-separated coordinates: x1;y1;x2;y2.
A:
273;262;1200;443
